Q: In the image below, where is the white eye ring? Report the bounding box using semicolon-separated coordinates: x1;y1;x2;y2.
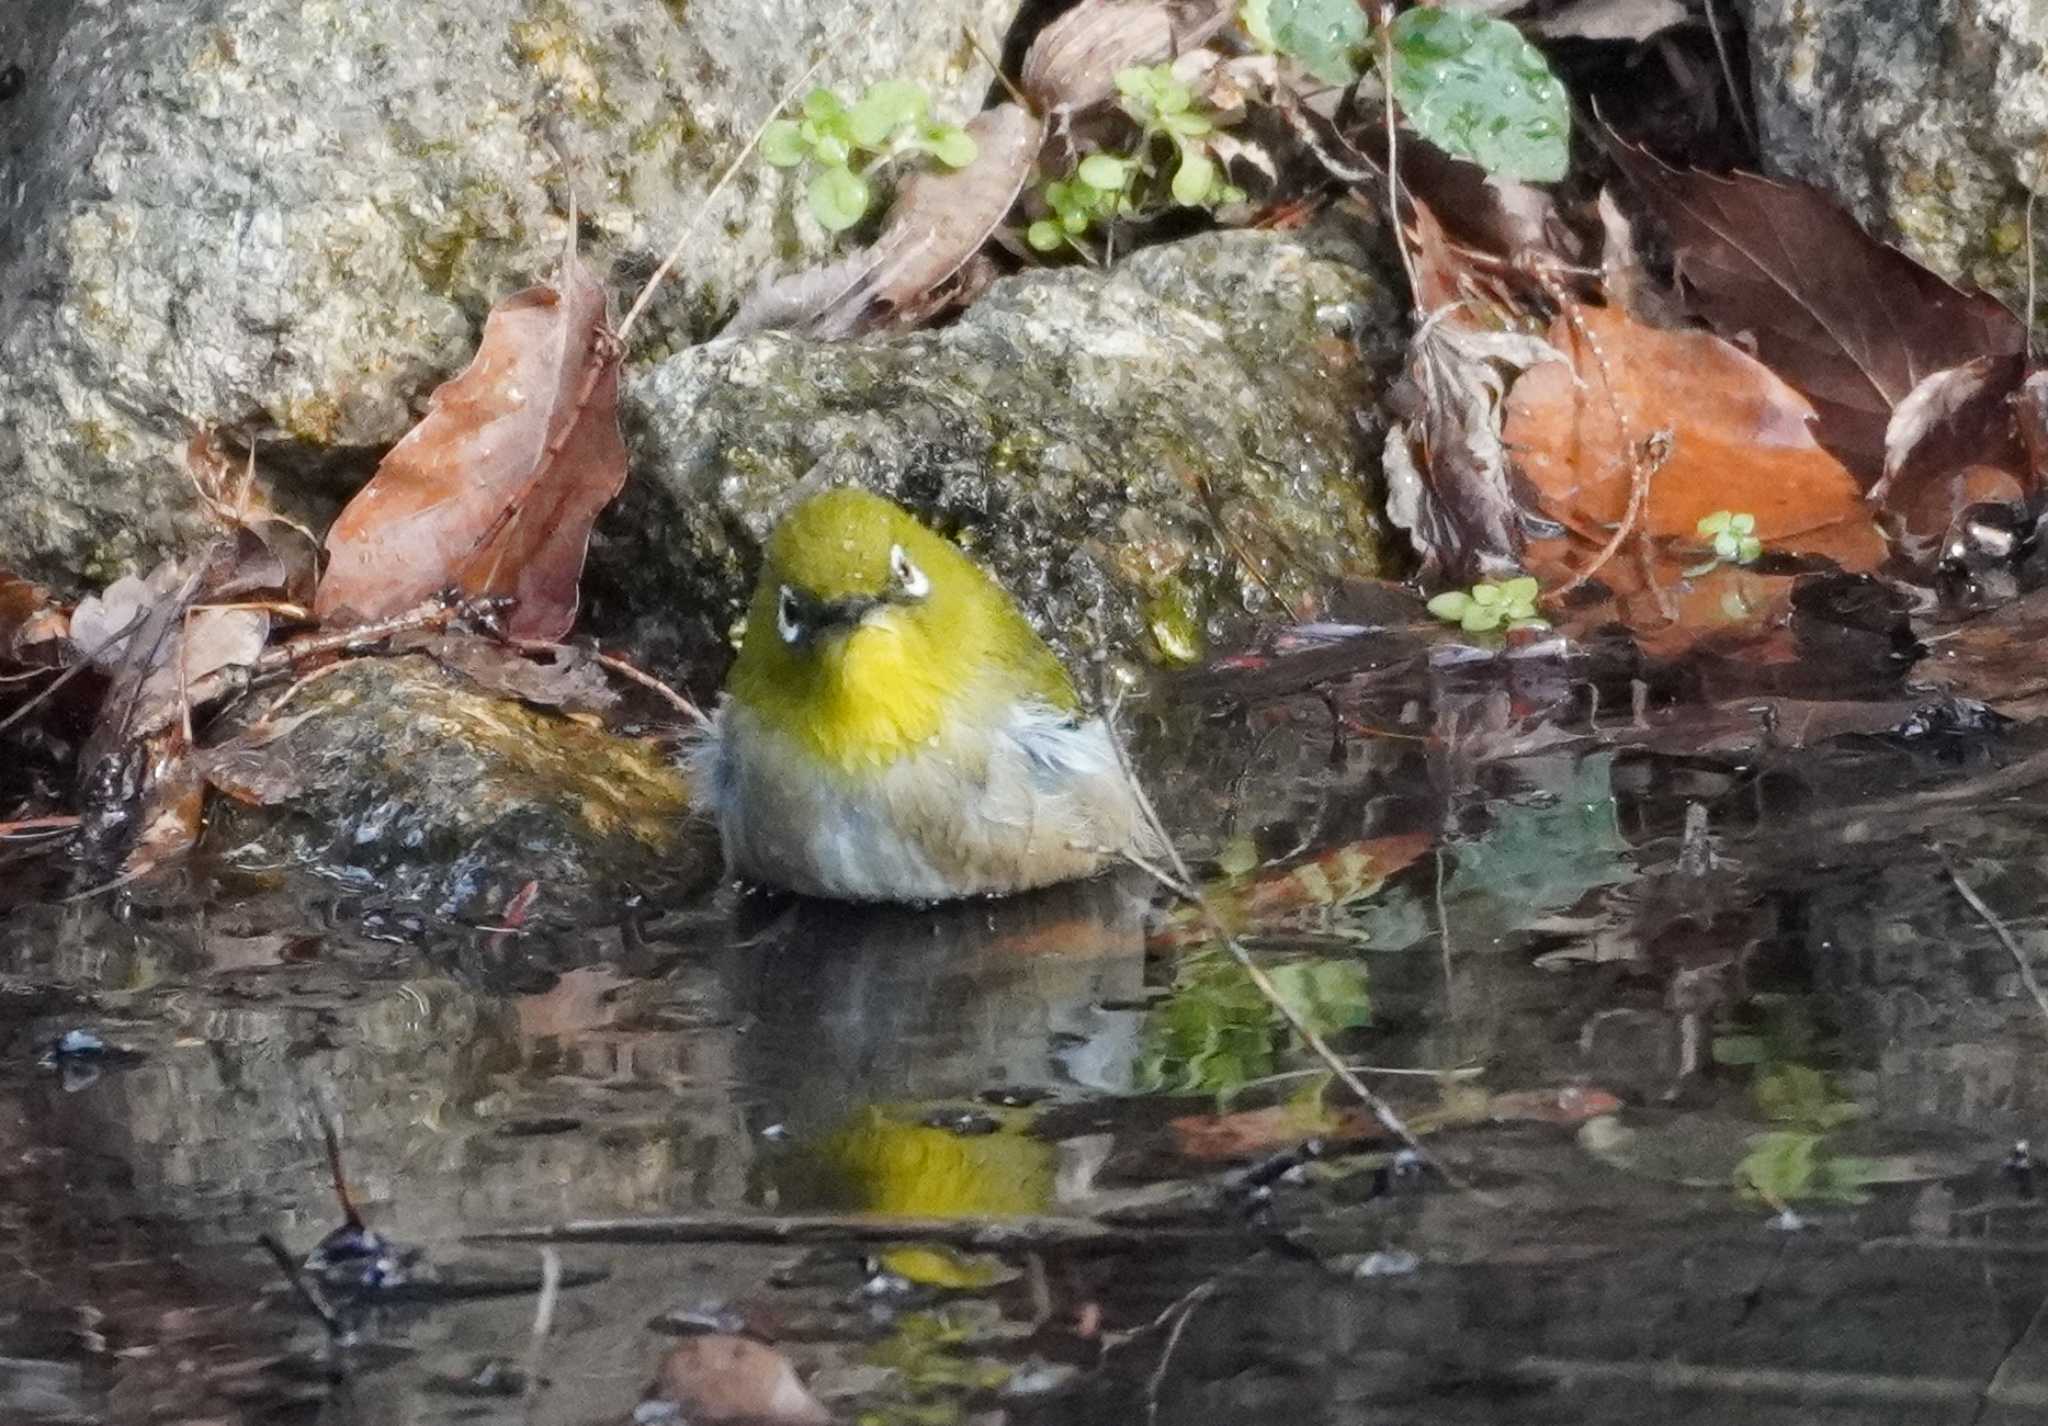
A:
890;544;930;599
776;585;802;644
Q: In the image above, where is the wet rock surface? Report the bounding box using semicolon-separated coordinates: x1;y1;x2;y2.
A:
1748;0;2048;308
0;0;1011;586
203;654;714;920
609;227;1404;677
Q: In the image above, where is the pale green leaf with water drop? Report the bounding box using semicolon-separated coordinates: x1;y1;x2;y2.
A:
1388;7;1570;183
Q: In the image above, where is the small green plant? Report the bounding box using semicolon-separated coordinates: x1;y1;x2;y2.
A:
1027;64;1246;256
1685;510;1763;576
760;82;978;233
1425;574;1548;634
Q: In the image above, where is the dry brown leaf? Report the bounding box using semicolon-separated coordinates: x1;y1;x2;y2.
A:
314;255;626;642
1506;303;1883;570
1021;0;1232;114
389;631;619;715
647;1335;831;1425
727;104;1045;340
1613;150;2026;480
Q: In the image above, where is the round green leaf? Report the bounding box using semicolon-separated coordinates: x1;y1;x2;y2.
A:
1729;511;1757;535
1426;591;1472;622
1470;582;1503;607
801;87;846;123
1077;153;1132;190
1388;6;1570;183
760;120;807;168
1165;110;1214;138
927;126;978;169
854;79;926;138
807;165;870;232
1062;208;1090;235
1240;0;1277;51
1462;605;1505;633
1172;150;1218;206
1027;219;1065;252
1500;576;1539;604
1267;0;1367;85
1698;510;1733;535
1713;531;1739;560
811;132;850;167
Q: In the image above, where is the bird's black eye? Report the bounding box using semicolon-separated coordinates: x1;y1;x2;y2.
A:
890;543;930;599
776;585;803;644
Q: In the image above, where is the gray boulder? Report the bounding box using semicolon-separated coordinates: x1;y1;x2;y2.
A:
0;0;1013;586
609;228;1403;677
1748;0;2048;308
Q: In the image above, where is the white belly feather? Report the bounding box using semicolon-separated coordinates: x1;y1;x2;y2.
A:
695;700;1153;901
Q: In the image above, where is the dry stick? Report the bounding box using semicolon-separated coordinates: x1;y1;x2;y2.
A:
1378;6;1423;314
1100;695;1478;1195
1699;0;1757;156
1940;850;2048;1030
961;25;1030;110
615;50;834;346
510;638;710;727
523;1246;562;1419
469;1211;1130;1250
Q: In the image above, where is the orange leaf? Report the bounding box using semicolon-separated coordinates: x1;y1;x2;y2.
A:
314;257;625;641
1505;304;1882;573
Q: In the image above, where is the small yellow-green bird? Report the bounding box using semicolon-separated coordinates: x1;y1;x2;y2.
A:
696;487;1159;902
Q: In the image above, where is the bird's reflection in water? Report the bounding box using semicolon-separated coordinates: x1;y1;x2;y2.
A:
725;874;1151;1219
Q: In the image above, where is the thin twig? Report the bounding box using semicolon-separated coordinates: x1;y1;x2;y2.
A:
511;640;710;727
1144;1278;1217;1426
257;1233;343;1336
1699;0;1757;156
961;25;1030;110
0;611;145;738
1378;6;1423;313
616;51;834;345
1941;850;2048;1031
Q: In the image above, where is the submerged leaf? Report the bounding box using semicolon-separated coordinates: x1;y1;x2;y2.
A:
315;255;626;641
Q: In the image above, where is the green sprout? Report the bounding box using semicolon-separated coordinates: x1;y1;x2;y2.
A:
760;81;978;233
1685;510;1763;576
1425;575;1548;634
1027;63;1245;257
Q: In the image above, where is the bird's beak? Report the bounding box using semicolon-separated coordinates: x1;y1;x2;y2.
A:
814;595;884;634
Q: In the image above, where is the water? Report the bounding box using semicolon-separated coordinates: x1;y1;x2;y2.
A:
5;647;2048;1424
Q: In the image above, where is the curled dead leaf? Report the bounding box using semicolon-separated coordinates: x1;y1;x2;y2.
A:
315;255;626;642
646;1335;830;1425
1021;0;1232;115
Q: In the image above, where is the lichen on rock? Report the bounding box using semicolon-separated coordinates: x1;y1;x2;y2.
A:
606;228;1405;681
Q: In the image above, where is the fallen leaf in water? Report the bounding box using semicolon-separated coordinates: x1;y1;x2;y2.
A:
1153;831;1433;951
1169;1082;1622;1161
1613;151;2026;480
647;1335;831;1425
388;631;618;715
315;253;625;641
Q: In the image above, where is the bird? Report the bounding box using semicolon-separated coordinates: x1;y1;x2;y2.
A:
693;487;1160;902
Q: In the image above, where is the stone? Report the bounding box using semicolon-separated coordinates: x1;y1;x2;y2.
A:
0;0;1013;586
1748;0;2048;310
204;654;716;920
606;227;1403;678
